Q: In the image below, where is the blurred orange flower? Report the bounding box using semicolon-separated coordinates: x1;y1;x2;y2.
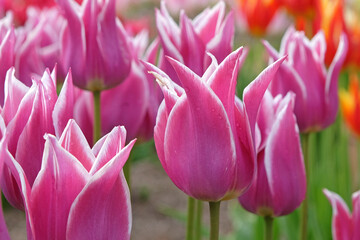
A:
236;0;280;36
280;0;317;18
340;74;360;137
316;0;360;68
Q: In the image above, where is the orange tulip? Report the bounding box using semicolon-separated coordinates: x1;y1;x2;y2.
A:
316;0;360;68
237;0;280;36
340;74;360;137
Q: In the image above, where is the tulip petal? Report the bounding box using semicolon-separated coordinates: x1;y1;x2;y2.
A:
154;101;168;170
73;90;93;144
180;13;206;76
57;0;86;86
59;120;95;171
206;11;234;65
97;0;131;87
243;56;286;143
0;27;15;105
163;59;236;200
30;135;89;240
208;47;243;118
14;77;56;186
1;144;34;239
101;63;148;140
353;191;360;239
265;94;305;216
53;70;74;138
2;68;29;124
324;33;348;127
324;189;353;240
0;140;26;209
90;126;127;175
193;1;225;44
66;140;135;240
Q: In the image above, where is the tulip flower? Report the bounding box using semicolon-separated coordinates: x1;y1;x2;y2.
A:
14;6;64;86
324;189;360;240
236;0;280;36
340;74;360;137
315;0;360;68
2;120;134;239
0;67;75;209
1;0;56;25
264;26;348;133
147;47;285;202
239;91;306;217
56;0;132;91
155;1;234;85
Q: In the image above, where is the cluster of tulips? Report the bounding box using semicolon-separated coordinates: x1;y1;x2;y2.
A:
0;0;358;239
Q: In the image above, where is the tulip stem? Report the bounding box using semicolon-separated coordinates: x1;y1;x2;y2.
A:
186;197;195;240
300;133;310;240
264;216;273;240
194;200;203;239
93;90;101;144
209;201;220;240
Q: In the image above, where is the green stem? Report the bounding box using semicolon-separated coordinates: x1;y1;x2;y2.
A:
209;201;221;240
300;133;310;240
264;216;273;240
93;90;101;144
194;200;203;240
186;197;195;240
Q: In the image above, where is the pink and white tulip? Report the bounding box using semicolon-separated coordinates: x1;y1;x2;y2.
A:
263;27;348;132
56;0;132;90
0;67;75;209
2;120;134;239
156;1;234;85
147;48;285;201
324;189;360;240
239;91;306;217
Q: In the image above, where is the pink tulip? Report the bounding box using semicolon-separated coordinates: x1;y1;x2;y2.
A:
147;48;285;201
71;32;162;144
14;6;64;86
263;26;348;132
324;189;360;240
56;0;132;91
0;67;75;209
156;1;234;85
239;91;306;217
2;120;134;239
